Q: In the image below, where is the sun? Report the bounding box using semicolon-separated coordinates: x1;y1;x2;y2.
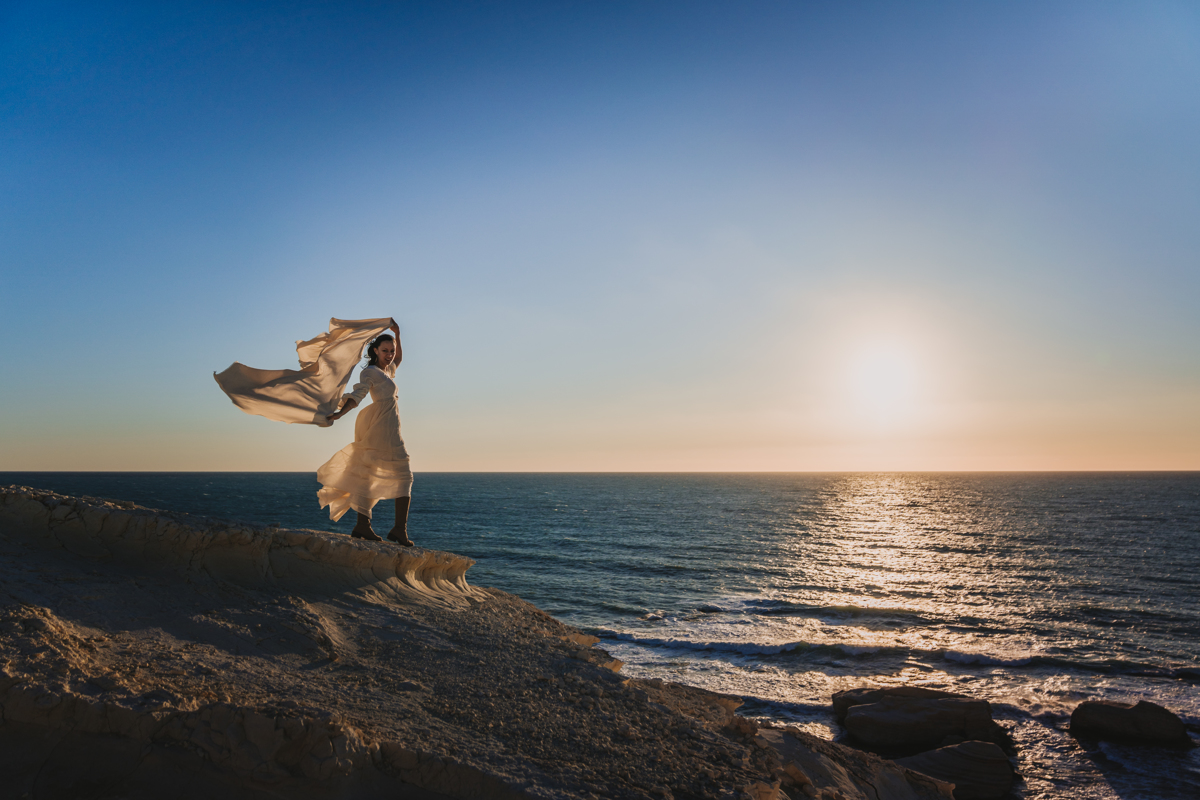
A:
847;342;919;426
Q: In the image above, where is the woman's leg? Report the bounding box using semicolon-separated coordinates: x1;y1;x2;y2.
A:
387;497;412;546
351;511;382;541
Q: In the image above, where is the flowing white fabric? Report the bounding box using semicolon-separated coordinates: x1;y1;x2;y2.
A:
316;361;413;521
213;317;393;427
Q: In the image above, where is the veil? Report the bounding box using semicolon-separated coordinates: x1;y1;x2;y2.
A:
214;317;393;427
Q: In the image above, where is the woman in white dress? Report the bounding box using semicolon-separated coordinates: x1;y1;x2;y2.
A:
317;320;414;545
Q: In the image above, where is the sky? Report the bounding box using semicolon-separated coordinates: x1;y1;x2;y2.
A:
2;0;1199;472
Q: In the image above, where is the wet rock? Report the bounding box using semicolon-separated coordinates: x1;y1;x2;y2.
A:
833;687;966;724
841;693;1010;754
896;741;1014;800
1070;700;1188;744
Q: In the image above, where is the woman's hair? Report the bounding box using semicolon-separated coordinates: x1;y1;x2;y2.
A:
365;334;395;368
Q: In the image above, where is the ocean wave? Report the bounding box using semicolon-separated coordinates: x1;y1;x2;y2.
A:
595;628;1200;684
740;598;930;622
935;649;1200;679
943;650;1035;667
1048;659;1200;683
593;629;889;657
734;695;832;719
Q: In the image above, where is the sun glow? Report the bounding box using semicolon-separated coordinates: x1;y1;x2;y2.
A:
847;341;920;427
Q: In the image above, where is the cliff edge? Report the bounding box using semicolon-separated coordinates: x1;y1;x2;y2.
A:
0;486;952;800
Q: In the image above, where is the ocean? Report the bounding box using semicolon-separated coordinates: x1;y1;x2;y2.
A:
3;471;1198;800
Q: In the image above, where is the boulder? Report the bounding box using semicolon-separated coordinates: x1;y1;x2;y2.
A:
897;741;1014;800
833;687;967;724
842;695;1010;754
1070;700;1188;744
757;727;955;799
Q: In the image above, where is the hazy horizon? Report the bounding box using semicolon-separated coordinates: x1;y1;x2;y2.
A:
5;469;1198;476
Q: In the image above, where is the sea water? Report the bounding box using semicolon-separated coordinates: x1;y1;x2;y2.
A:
3;471;1198;799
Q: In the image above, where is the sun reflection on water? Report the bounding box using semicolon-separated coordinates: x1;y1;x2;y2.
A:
732;473;1052;664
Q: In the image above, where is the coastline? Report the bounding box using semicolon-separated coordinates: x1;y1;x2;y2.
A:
0;485;954;800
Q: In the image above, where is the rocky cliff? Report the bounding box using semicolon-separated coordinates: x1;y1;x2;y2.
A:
0;486;953;800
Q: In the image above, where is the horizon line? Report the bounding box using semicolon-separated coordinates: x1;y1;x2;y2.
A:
3;469;1198;475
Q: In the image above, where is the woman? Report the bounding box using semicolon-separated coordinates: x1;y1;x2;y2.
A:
317;320;414;545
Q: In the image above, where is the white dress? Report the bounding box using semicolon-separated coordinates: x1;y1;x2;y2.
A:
316;361;413;521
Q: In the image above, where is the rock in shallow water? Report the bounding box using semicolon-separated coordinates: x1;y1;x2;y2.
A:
833;687;966;724
836;688;1010;755
896;741;1014;800
1070;700;1188;744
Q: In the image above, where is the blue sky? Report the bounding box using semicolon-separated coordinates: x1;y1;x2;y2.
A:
3;1;1199;470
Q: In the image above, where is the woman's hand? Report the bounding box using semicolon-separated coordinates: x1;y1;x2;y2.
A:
326;398;358;422
390;319;402;363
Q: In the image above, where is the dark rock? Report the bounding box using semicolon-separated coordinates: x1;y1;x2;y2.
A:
1070;700;1188;744
840;693;1011;754
833;687;967;724
897;741;1014;800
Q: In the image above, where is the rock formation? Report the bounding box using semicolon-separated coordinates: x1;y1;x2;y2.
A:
896;741;1014;800
1070;700;1189;745
832;687;1011;755
756;726;953;800
832;687;1018;800
0;487;952;800
832;687;960;724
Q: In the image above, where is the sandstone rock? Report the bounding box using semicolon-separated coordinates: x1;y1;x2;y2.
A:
1070;699;1188;744
744;779;783;800
758;727;954;799
1;486;969;800
897;741;1014;800
0;486;485;611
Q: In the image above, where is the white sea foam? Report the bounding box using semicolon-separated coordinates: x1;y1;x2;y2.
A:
596;629;888;657
838;644;885;656
943;649;1035;667
600;631;806;655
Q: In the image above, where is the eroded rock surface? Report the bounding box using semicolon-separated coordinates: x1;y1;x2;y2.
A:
0;486;484;610
756;727;953;800
2;486;941;800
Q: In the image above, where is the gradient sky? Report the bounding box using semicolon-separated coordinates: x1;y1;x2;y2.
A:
2;1;1199;471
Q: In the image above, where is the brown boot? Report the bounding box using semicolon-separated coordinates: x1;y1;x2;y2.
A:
387;497;413;546
351;512;382;542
